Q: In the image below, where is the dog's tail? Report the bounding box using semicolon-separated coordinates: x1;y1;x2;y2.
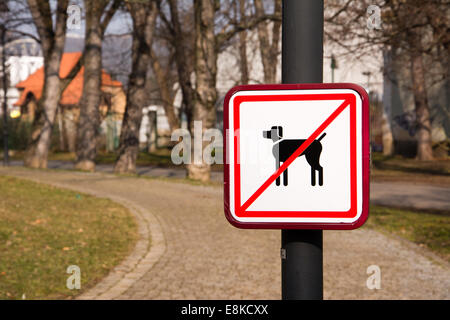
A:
317;133;326;142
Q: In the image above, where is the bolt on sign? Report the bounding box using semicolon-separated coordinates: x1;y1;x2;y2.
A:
223;83;370;230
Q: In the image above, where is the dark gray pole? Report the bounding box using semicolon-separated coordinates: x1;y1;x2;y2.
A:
281;0;323;300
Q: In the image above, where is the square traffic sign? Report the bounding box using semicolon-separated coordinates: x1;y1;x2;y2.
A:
223;83;370;230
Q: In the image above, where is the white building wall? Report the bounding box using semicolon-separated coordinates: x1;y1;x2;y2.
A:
7;56;44;86
139;105;172;145
324;41;383;97
0;56;44;113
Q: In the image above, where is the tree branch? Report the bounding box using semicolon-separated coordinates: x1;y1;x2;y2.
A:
101;0;122;34
215;13;281;51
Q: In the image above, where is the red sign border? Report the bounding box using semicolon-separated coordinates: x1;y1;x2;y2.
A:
223;83;370;230
234;94;357;218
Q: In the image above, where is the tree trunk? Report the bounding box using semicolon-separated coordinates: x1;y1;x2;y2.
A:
24;70;61;168
63;108;77;153
75;1;106;171
410;50;433;160
57;106;65;151
168;0;196;131
114;1;157;174
187;0;217;182
382;49;394;156
24;0;68;168
147;110;157;152
238;0;249;84
254;0;281;84
149;48;179;131
381;110;394;156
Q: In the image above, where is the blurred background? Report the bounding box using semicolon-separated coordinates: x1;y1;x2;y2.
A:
0;0;448;300
0;0;448;177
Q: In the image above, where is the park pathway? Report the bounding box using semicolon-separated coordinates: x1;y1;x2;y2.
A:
8;160;450;211
0;166;449;299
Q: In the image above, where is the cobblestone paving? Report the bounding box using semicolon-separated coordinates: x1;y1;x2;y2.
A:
1;167;449;300
9;160;450;211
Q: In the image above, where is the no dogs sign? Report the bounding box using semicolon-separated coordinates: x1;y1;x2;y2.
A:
223;83;370;229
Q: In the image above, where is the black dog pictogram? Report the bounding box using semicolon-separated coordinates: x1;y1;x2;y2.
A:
263;126;326;186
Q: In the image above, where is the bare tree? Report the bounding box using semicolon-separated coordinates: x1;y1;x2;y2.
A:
159;0;218;181
24;0;69;168
157;0;281;181
325;0;449;160
183;0;218;181
163;0;197;129
75;0;121;171
399;3;433;160
1;3;10;165
14;0;120;169
149;45;180;130
114;0;158;173
253;0;281;84
237;0;249;84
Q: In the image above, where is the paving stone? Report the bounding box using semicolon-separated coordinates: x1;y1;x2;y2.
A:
1;166;448;300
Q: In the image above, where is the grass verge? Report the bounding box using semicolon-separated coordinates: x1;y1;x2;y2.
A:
371;152;450;186
0;175;138;300
366;205;450;262
2;149;225;171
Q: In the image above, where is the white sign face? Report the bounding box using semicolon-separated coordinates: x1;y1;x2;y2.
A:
223;84;370;230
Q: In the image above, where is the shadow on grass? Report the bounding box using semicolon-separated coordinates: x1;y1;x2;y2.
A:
371;153;450;176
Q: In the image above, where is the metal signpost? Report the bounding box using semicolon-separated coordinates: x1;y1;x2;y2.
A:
281;0;324;301
223;0;369;300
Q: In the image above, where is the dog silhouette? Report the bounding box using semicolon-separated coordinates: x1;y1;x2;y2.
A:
263;126;325;186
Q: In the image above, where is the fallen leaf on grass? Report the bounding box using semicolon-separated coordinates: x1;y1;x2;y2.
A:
30;219;45;225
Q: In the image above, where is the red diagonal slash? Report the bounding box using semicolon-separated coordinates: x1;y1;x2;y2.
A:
240;98;351;212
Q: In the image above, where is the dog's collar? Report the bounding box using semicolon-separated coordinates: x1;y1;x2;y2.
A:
273;139;284;145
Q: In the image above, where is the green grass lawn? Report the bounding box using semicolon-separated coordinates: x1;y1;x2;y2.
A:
0;175;138;300
371;152;450;175
96;149;175;167
366;205;450;262
43;150;176;168
3;148;227;171
2;149;175;168
371;152;450;186
5;150;448;179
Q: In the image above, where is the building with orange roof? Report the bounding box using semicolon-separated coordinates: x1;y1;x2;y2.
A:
14;52;126;152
